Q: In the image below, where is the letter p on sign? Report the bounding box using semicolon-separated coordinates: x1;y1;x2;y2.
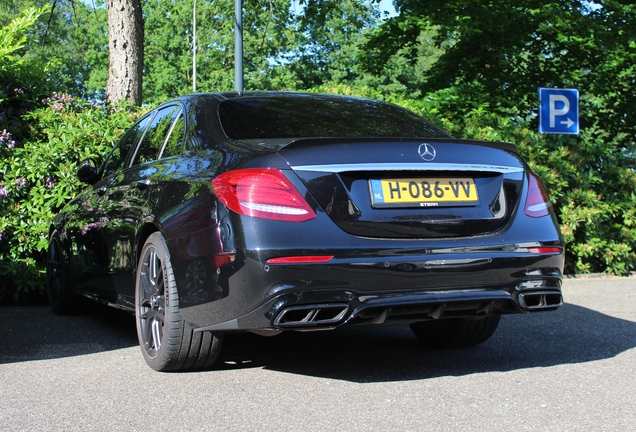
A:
539;88;579;135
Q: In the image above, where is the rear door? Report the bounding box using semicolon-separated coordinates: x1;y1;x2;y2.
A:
100;104;185;301
69;113;154;298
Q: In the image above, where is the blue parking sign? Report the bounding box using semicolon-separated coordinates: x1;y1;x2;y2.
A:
538;88;579;135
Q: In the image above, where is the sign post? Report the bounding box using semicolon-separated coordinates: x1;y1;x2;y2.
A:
538;88;579;135
235;0;243;94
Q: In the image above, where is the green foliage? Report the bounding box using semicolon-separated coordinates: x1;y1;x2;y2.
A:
0;97;142;303
1;0;107;101
0;5;53;147
355;25;446;98
4;0;384;103
286;0;380;89
142;0;299;102
38;0;109;100
140;0;382;102
363;0;636;137
0;5;41;65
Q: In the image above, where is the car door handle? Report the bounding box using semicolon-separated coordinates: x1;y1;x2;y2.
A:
136;179;154;190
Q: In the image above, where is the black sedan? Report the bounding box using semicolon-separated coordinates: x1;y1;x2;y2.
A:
47;92;564;371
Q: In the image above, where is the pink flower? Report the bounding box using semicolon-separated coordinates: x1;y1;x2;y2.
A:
0;129;16;148
44;92;74;109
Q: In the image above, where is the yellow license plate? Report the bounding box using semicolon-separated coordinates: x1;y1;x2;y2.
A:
370;178;479;208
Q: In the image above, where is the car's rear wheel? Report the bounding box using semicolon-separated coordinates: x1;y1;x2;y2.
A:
46;230;79;315
409;314;501;348
135;232;222;372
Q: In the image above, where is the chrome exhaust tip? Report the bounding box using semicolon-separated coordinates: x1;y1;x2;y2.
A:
273;304;349;327
518;291;563;310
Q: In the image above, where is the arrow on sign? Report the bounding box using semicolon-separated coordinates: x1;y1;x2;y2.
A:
560;118;574;128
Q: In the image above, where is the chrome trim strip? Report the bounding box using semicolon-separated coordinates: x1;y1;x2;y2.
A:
423;258;493;269
292;163;524;174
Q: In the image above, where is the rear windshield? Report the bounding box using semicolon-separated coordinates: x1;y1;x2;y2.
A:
218;94;449;140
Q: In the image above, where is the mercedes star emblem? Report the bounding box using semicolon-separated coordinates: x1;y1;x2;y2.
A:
418;143;436;161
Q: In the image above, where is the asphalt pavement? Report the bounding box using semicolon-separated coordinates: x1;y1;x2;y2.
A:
1;277;635;431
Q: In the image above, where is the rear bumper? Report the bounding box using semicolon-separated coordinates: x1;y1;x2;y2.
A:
174;203;565;332
194;283;562;333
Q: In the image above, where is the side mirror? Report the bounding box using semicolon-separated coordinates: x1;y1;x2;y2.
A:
76;158;100;185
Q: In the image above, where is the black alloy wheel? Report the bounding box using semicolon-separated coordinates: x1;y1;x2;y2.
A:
409;314;501;348
135;232;222;372
46;230;78;315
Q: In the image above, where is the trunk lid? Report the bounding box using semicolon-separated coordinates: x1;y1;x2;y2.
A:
279;138;525;239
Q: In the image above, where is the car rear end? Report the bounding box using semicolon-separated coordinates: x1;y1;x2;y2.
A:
199;145;563;333
185;93;564;334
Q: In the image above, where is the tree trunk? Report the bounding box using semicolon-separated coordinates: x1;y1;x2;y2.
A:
105;0;144;106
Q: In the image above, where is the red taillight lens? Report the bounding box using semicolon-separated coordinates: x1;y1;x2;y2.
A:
212;168;316;222
528;247;562;254
267;256;334;264
524;172;554;218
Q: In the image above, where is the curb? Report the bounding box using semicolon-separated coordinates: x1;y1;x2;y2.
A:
565;272;636;280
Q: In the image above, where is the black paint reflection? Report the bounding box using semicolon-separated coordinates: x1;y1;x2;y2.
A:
162;194;242;307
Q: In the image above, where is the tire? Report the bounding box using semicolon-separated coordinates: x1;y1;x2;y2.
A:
409;314;501;348
135;232;223;372
46;230;79;315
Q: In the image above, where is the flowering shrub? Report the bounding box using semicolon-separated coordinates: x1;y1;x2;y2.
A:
1;130;16;148
0;97;141;303
42;92;74;112
0;5;146;303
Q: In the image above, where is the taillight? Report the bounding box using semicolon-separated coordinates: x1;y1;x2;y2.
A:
212;168;316;222
524;172;554;218
267;256;334;264
528;247;562;254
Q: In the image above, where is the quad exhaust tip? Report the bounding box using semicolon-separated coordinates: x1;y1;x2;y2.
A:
273;304;349;327
518;291;563;310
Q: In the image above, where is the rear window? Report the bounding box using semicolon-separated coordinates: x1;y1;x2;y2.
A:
218;94;449;140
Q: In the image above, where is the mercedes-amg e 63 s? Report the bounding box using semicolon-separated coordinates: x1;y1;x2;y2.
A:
47;92;564;371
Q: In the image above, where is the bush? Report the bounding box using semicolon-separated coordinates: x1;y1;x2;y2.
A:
0;6;55;147
0;97;141;303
